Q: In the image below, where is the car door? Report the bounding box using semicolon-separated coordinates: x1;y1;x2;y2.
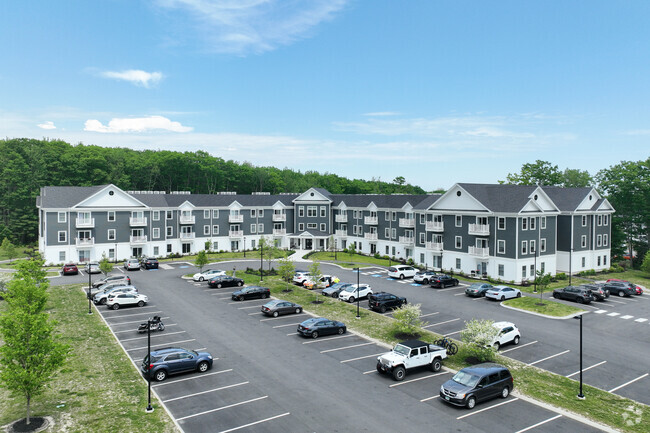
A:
177;351;196;372
323;320;336;336
164;352;183;373
484;373;502;399
474;376;491;402
500;326;514;344
503;288;514;299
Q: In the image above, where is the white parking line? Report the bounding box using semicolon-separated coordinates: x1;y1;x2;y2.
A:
635;318;648;323
218;412;291;433
176;396;269;421
152;368;231;387
609;373;649;393
422;318;461;328
163;381;249;403
248;312;262;315
621;315;634;320
106;310;163;319
340;353;384;363
593;310;608;314
514;414;562;433
500;341;538;353
273;322;300;328
320;342;374;353
419;312;440;318
445;330;462;336
260;314;305;322
303;334;354;344
456;398;519;419
389;371;449;387
528;350;570;366
607;312;621;317
111;317;171;327
238;304;266;310
453;292;465;296
420;395;440;402
121;331;186;342
126;338;196;351
566;361;607;378
437;286;464;292
607;299;626;305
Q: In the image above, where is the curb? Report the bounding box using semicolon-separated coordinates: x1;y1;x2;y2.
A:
500;300;588;320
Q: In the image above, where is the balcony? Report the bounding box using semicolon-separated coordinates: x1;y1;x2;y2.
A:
468;246;490;258
273;214;286;222
130;217;148;227
179;215;195;224
364;232;378;241
229;214;243;223
468;224;490;236
364;216;378;225
399;218;415;228
180;232;195;239
335;214;348;223
130;235;147;244
229;230;243;237
75;237;94;246
425;221;444;232
426;241;444;252
399;236;415;245
75;218;95;228
273;228;286;236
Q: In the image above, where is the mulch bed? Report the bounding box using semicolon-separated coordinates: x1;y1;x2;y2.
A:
10;417;48;433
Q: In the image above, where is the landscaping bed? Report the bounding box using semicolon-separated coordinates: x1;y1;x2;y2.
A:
502;296;586;317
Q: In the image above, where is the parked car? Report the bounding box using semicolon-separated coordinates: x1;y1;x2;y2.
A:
106;292;148;310
297;317;346;338
140;257;159;269
430;274;460;288
552;286;593;304
141;347;213;382
581;284;609;301
485;286;521;301
322;282;352;298
413;270;438;284
465;283;493;297
124;259;140;270
293;271;313;285
92;279;134;295
93;274;131;288
261;300;303;317
303;275;337;290
376;340;447;380
601;280;636;297
208;276;244;288
231;286;270;301
93;285;138;305
440;363;514;409
84;261;101;274
368;292;407;313
338;284;373;303
387;265;417;280
193;269;227;282
606;279;644;295
490;322;521;350
62;263;79;275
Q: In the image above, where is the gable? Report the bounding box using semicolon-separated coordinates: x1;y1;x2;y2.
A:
367;202;378;211
293;188;332;203
522;187;559;213
576;188;602;211
596;199;615;212
74;185;147;209
228;201;243;210
430;184;490;213
272;200;286;210
179;200;195;210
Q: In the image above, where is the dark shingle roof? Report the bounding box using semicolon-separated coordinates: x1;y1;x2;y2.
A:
457;183;539;213
38;185;109;208
541;186;592;212
330;194;430;209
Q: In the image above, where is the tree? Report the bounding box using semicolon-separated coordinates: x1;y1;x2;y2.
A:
504;160;562;186
562;168;593;187
277;255;296;292
392;303;426;336
1;237;17;261
535;271;553;304
98;252;113;276
309;260;322;283
0;256;68;425
460;319;499;363
347;243;357;263
393;176;406;186
204;240;211;252
194;250;209;272
641;251;650;275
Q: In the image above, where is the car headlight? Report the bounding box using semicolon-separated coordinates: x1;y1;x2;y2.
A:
457;393;465;399
440;385;444;392
208;355;213;359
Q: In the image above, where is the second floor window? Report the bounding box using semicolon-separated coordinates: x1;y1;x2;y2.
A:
107;229;115;240
58;212;66;223
107;211;115;222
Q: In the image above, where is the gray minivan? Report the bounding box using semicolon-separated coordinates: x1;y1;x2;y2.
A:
439;363;513;409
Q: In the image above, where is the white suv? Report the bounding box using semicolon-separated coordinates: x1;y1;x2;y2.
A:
387;265;417;279
338;284;373;303
491;321;521;350
293;272;312;285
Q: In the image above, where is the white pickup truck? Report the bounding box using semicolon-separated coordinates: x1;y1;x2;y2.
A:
376;340;447;381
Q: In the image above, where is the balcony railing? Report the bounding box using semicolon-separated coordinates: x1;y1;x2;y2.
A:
364;232;378;241
130;217;148;227
364;216;378;225
130;235;147;244
272;214;286;222
335;230;347;237
229;230;243;237
399;236;415;244
229;214;243;223
426;241;444;252
180;232;195;239
335;214;348;223
75;237;94;246
273;228;286;236
425;221;444;232
468;246;490;258
468;224;490;236
179;215;195;224
399;218;415;228
75;218;95;228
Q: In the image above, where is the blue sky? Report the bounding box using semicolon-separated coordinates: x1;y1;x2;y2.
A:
1;1;649;191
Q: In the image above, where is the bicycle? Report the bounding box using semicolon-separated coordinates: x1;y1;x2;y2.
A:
435;336;458;355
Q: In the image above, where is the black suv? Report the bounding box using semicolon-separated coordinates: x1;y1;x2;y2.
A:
440;363;513;409
140;257;159;269
368;292;407;313
141;347;213;382
552;286;593;304
601;281;635;297
430;274;459;288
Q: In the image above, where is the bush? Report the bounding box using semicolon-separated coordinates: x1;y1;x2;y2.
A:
460;319;498;363
391;303;426;337
166;252;182;259
555;272;567;281
373;253;381;259
578;269;596;276
607;265;625;273
245;267;277;276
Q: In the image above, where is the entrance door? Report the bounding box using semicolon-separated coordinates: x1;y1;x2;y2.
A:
132;247;142;257
305;239;313;250
182;243;191;254
230;241;239;251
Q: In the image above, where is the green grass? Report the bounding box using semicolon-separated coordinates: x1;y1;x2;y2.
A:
0;285;177;432
307;251;404;269
503;296;586;317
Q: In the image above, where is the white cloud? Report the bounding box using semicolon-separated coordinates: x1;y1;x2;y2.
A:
100;70;163;87
37;121;56;130
155;0;348;55
84;116;193;133
363;111;401;117
624;129;650;136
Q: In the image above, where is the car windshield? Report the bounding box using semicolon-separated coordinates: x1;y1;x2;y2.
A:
452;371;481;387
469;283;483;289
393;344;410;356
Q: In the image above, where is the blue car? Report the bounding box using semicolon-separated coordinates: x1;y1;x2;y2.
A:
141;347;213;382
297;317;346;339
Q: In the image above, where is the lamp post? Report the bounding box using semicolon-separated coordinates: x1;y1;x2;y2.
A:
533;245;537;293
574;314;584;399
115;243;118;263
243;237;246;258
260;239;264;282
354;267;360;318
569;248;573;286
145;318;154;412
87;267;93;315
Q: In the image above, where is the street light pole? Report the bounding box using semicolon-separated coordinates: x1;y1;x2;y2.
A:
87;268;92;315
260;239;264;282
243;237;246;258
533;246;537;294
146;318;154;412
569;248;573;286
355;267;360;318
575;314;585;399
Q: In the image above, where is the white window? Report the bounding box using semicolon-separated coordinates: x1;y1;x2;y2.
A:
298;223;304;231
320;223;326;231
392;211;397;221
529;217;536;230
153;246;159;256
153;227;160;239
352;225;357;235
58;212;66;223
455;236;462;249
107;211;115;222
213;209;219;218
59;251;66;262
597;234;602;247
521;240;528;255
603;234;608;246
212;225;219;235
353;210;358;219
107;229;116;241
540;238;546;252
307;223;317;230
204;225;210;235
152;210;160;221
455;215;462;227
204;210;210;219
540;262;545;273
385;228;390;238
419;233;425;244
212;242;218;250
251;224;257;234
604;215;608;225
497;240;505;254
582;215;587;226
259;209;264;217
581;235;586;248
58;231;66;242
530;240;536;254
391;228;396;239
498;217;506;230
308;206;317;217
166;210;173;220
167;226;173;237
420;214;425;224
299;206;304;217
530;264;535;276
522;218;527;230
251;209;256;218
597;215;602;226
498;264;504;276
603;255;608;265
522;266;527;279
320;206;326;217
108;248;115;259
258;223;264;233
455;258;461;269
385;211;390;221
541;216;546;229
581;257;586;267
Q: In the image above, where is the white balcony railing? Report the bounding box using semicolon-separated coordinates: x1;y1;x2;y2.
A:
229;214;243;223
426;241;444;252
335;230;347;237
180;232;195;239
468;246;490;258
399;236;415;244
75;218;95;228
364;232;378;241
229;230;243;237
130;235;147;244
425;221;444;232
130;217;148;227
468;224;490;236
364;216;378;225
335;214;348;223
399;218;415;228
179;215;195;224
273;228;286;236
75;237;94;246
272;214;286;222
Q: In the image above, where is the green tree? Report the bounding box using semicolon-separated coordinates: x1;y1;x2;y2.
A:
204;240;211;252
278;256;296;292
460;319;499;362
392;303;425;336
393;176;406;186
308;260;322;283
561;168;593;187
194;250;209;272
0;256;68;425
504;160;563;185
98;252;113;276
641;251;650;275
1;237;17;261
534;271;553;304
347;243;357;262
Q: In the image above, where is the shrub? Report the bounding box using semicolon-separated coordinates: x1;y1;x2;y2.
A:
391;303;426;336
373;253;381;259
555;272;567;281
460;319;498;363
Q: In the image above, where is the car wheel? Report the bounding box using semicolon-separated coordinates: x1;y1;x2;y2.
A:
311;331;319;339
137;300;144;307
261;293;268;299
197;361;209;373
494;342;500;350
296;308;302;314
380;305;387;313
423;279;429;285
466;396;476;409
111;303;120;310
618;291;625;297
238;296;244;301
399;274;404;280
154;370;167;382
516;292;521;298
376;363;383;374
500;295;505;301
513;335;520;345
576;297;583;304
238;281;243;287
454;280;459;286
199;277;204;282
273;311;279;318
392;366;406;381
553;293;560;299
217;283;222;289
348;296;355;303
338;327;345;335
431;358;442;372
100;298;107;305
501;386;510;399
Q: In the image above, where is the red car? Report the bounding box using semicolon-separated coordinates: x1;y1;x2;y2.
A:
606;279;643;295
62;263;79;275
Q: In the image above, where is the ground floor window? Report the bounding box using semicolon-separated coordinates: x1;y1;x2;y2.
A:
420;253;425;263
432;255;442;269
132;247;142;257
581;257;586;268
385;245;389;254
455;258;461;269
59;251;66;262
522;266;526;279
153;246;159;256
498;264;504;276
108;248;115;260
597;256;601;266
392;246;396;256
213;242;219;250
540;262;545;273
182;243;191;254
603;255;607;266
252;240;256;249
78;250;90;262
167;244;172;253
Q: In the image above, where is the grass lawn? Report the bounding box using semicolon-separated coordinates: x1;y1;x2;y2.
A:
307;251;405;269
503;296;586;317
0;285;177;433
